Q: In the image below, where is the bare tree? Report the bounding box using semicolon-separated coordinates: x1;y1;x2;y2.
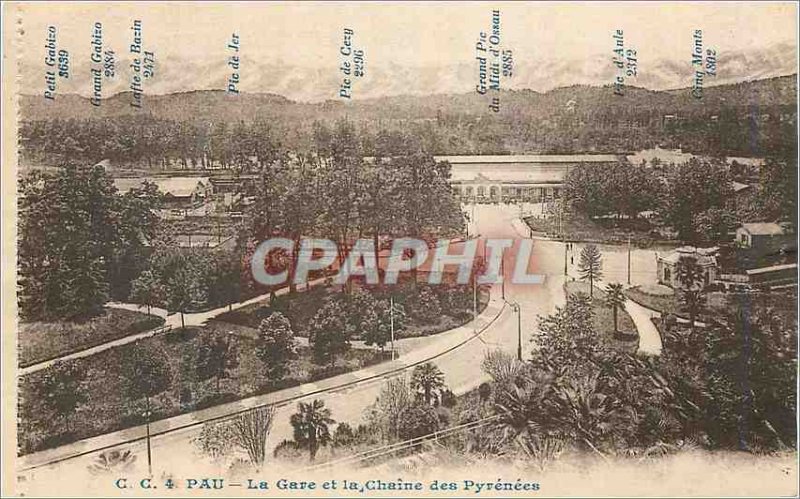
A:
231;405;276;467
370;377;415;442
195;405;276;468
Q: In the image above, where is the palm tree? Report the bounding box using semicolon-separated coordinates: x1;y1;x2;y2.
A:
604;283;626;332
411;362;446;405
290;399;335;462
88;449;137;475
679;288;707;331
549;374;623;460
578;244;603;298
676;255;704;290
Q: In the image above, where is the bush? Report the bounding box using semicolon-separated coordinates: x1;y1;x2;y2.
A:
398;403;441;441
662;313;678;332
333;422;356;447
478;382;492;402
408;286;442;323
440;389;457;409
273;439;303;459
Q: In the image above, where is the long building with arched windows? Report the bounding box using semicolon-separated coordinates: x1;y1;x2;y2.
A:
438;154;622;203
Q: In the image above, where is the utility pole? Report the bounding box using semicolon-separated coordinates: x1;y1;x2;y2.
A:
473;270;478;334
515;303;522;361
143;408;153;478
501;247;505;301
627;235;632;285
390;297;396;361
471;202;476;237
560;201;567;276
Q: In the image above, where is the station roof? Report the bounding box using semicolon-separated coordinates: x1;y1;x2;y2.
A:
436;155;621;164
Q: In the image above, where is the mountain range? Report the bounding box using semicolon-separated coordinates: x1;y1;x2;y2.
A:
18;41;797;103
18;73;798;125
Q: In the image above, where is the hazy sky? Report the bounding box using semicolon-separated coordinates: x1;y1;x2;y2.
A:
12;2;799;99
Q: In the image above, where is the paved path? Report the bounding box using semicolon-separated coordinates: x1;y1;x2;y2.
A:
623;299;663;355
17;204;567;494
563;243;664;356
20;279;325;375
18;291;507;473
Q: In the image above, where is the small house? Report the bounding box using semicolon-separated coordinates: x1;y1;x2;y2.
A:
735;222;795;254
656;246;719;288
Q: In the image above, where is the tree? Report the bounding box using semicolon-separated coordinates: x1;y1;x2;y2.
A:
18;166;111;320
397;403;441;441
256;312;298;381
676;255;704;290
36;361;86;432
18;165;160;320
308;297;353;367
111;181;162;300
693;207;737;244
409;286;442;323
758;156;797;228
604;283;626;332
679;288;707;332
548;373;626;457
195;405;276;468
493;368;558;457
660;159;733;242
166;263;207;329
350;290;406;352
658;291;797;451
368;377;415;442
120;344;171;413
290;399;335;461
196;333;240;394
230;405;276;467
129;270;164;315
564;161;658;220
535;292;599;370
194;420;235;463
391;153;465;282
482;349;523;390
210;254;242;312
411;363;446;405
578;244;603;298
332;422;356;447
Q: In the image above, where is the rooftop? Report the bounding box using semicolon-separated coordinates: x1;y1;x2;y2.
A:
435;155;621;164
740;222;789;236
114;177;209;197
658;246;719;266
746;263;798;276
450;170;565;184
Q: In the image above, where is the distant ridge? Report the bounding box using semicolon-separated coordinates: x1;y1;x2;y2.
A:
19;74;797;124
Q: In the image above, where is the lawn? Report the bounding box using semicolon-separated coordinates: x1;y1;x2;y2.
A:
18;320;391;455
565;281;639;353
524;214;670;247
18;308;165;368
215;280;490;340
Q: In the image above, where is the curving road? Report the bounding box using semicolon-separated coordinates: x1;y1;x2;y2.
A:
18;204;567;494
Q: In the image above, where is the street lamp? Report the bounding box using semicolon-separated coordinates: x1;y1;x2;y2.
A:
505;300;522;361
142;409;153;478
500;247;506;301
390;296;396;361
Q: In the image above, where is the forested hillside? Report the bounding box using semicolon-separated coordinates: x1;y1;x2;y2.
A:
18;75;797;168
